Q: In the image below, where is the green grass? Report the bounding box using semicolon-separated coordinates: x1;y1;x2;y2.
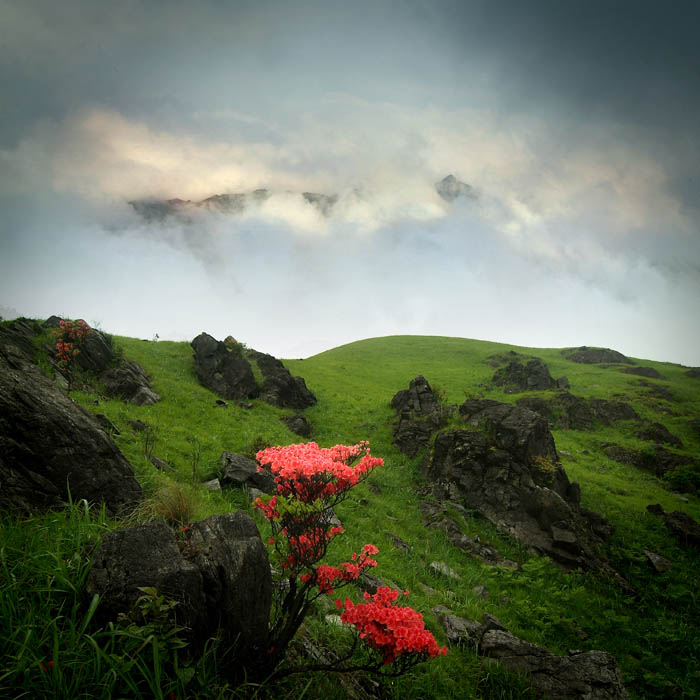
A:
2;329;699;698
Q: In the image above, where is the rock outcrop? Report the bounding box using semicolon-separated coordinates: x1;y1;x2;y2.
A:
101;360;161;405
391;375;446;457
191;333;316;409
248;350;317;409
281;414;313;437
219;451;276;493
492;357;557;393
619;366;665;380
434;610;629;700
0;323;142;513
86;513;272;659
515;392;639;430
191;332;259;400
428;399;620;576
561;347;633;364
647;504;700;549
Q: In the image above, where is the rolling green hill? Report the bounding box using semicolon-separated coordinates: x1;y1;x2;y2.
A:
2;329;699;699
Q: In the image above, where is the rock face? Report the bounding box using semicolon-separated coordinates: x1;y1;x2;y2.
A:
619;366;665;380
0;323;142;513
391;375;446;457
492;357;557;393
481;630;629;700
562;347;633;364
428;399;618;574
603;443;694;478
86;514;272;658
515;392;639;430
248;350;317;409
434;610;629;700
634;422;682;448
101;360;161;405
219;452;276;493
190;334;316;409
191;332;258;400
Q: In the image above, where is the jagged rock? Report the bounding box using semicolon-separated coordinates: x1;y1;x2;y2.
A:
281;414;312;437
391;375;445;457
86;514;272;659
647;505;700;549
100;360;161;405
428;401;623;578
191;332;258;400
589;399;639;425
562;347;634;365
619;366;665;380
219;451;276;493
0;325;142;514
248;350;316;409
635;423;682;448
356;573;387;595
458;400;558;464
492;357;556;393
434;609;482;646
481;629;629;700
644;550;672;573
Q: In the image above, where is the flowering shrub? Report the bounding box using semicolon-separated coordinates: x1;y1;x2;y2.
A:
52;319;91;371
252;441;446;680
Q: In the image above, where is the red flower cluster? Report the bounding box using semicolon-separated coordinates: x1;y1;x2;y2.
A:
256;441;383;503
339;587;447;665
52;319;91;370
301;544;379;593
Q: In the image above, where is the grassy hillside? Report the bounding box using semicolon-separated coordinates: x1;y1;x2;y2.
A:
2;330;699;699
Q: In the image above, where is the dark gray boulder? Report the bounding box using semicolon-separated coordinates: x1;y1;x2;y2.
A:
220;451;276;493
248;350;316;409
619;366;665;380
481;629;629;700
281;414;313;437
101;360;161;405
635;422;683;448
562;347;634;365
86;513;272;657
191;332;259;400
0;325;142;514
492;357;556;393
74;328;116;373
428;400;624;579
391;375;445;457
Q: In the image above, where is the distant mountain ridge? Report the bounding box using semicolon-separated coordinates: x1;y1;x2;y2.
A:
129;174;474;222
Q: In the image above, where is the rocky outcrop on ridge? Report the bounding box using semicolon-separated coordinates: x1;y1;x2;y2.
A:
491;356;561;393
86;513;272;659
391;375;446;457
0;322;142;513
428;399;619;575
561;347;633;364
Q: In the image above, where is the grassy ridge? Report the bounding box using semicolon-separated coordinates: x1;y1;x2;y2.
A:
1;331;699;699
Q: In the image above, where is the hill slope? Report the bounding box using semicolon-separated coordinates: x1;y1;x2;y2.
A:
2;329;699;699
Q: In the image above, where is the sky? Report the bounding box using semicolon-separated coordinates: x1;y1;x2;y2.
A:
1;0;699;364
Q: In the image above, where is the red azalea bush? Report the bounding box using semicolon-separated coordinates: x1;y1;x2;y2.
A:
52;319;91;371
252;441;446;680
